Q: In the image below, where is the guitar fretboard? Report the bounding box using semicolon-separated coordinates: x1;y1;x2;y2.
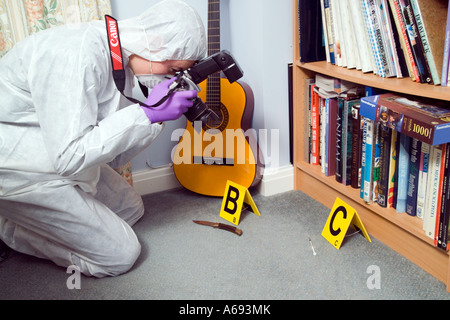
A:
207;0;221;111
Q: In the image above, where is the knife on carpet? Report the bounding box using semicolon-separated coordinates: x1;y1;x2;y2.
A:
193;220;243;236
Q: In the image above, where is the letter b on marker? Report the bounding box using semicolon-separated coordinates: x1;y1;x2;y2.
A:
224;186;240;215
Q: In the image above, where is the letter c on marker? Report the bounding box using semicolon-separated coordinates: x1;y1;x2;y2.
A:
329;205;347;236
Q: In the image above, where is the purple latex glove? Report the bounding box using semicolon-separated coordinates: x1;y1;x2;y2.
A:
140;77;197;123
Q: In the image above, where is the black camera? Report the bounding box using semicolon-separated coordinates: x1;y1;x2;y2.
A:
170;50;244;127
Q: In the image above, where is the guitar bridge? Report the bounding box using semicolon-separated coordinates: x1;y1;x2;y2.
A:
193;156;234;166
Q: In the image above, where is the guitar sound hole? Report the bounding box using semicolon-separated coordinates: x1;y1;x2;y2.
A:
203;103;229;132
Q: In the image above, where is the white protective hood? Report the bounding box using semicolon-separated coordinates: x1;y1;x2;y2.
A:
118;0;207;62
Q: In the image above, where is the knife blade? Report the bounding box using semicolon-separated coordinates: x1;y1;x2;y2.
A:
193;220;243;236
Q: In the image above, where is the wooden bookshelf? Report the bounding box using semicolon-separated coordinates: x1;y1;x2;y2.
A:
292;0;450;292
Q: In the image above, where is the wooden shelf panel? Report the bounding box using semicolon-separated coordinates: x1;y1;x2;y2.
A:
296;160;437;246
294;164;450;285
296;60;450;101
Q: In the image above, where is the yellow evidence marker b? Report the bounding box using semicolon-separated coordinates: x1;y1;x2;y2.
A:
220;180;260;225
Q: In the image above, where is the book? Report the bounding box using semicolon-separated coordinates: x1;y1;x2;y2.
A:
298;0;327;63
388;0;420;81
390;129;400;209
361;0;384;76
434;144;447;245
360;93;450;146
406;138;420;215
423;144;445;240
377;125;392;207
340;0;358;69
320;0;332;63
382;0;410;78
349;0;374;72
409;0;448;85
336;97;344;183
372;123;382;202
372;0;397;77
441;0;450;86
311;85;320;165
315;73;340;93
330;0;343;66
306;78;315;164
326;97;338;176
363;118;376;203
416;142;430;219
351;103;363;189
342;99;360;185
327;0;337;64
398;0;432;83
396;133;411;213
319;94;326;172
437;143;450;250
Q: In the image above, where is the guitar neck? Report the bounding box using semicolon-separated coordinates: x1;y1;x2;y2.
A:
207;0;221;108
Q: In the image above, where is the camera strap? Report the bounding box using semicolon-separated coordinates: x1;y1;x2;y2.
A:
105;15;174;108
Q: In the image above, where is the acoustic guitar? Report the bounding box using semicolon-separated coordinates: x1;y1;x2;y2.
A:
173;0;263;197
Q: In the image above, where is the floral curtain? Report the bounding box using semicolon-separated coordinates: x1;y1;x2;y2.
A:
0;0;135;186
0;0;112;57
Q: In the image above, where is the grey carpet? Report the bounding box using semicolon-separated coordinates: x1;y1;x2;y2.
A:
0;188;449;300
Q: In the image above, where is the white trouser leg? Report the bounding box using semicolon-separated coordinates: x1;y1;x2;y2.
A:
0;165;145;277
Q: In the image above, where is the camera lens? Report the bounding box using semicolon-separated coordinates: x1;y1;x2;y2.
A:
184;97;220;128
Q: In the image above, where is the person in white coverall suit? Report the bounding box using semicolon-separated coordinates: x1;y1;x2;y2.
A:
0;0;206;277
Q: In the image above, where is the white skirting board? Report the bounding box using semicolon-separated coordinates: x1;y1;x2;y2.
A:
133;165;294;197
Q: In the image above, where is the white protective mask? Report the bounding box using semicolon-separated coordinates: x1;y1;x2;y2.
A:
136;44;171;89
137;74;170;90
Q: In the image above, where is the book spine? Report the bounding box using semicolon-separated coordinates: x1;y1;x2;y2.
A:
361;0;384;75
438;143;450;250
361;117;368;198
364;118;375;203
388;0;415;80
381;0;403;77
441;0;450;86
327;98;337;176
391;0;421;81
350;0;374;72
372;123;382;202
324;0;335;64
388;130;398;208
424;144;443;240
321;0;331;63
406;138;420;216
399;0;432;83
373;0;396;76
343;100;356;185
306;79;314;164
351;104;363;189
330;0;343;66
320;96;326;172
340;0;358;69
416;142;430;219
336;98;343;182
392;130;401;209
409;0;440;85
434;144;446;245
396;133;411;213
311;85;320;165
377;125;392;207
370;0;391;76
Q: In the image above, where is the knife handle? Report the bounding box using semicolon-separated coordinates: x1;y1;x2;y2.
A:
217;223;243;236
